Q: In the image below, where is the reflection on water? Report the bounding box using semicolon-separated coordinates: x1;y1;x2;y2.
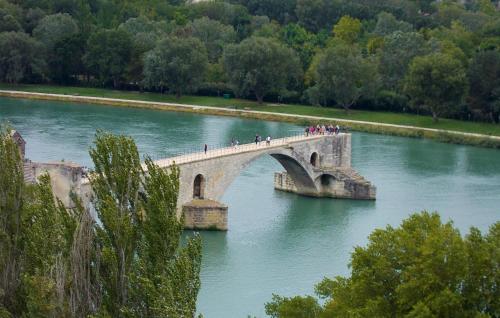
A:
1;97;499;318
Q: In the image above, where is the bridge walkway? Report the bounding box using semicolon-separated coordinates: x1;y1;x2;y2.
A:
152;133;331;169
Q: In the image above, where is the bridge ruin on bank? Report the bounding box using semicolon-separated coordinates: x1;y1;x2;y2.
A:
21;133;376;231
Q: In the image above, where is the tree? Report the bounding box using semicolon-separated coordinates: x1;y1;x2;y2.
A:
332;15;362;44
20;174;76;317
0;126;79;317
223;36;302;103
233;0;296;24
33;13;79;51
24;7;46;33
186;1;251;37
0;10;22;32
189;17;236;62
379;31;427;91
434;2;494;33
429;21;476;57
373;11;413;36
143;36;208;98
1;127;202;317
89;131;202;316
84;29;132;88
265;294;322;318
312;44;379;110
295;0;339;33
0;126;25;314
128;158;202;318
118;17;171;85
281;23;318;69
33;13;82;83
0;31;46;83
89;131;143;315
404;53;468;122
266;212;500;317
467;50;500;123
49;33;86;84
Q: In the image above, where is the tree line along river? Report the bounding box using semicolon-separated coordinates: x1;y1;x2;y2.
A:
1;97;499;317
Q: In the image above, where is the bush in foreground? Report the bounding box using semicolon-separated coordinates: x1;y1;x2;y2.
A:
266;212;499;318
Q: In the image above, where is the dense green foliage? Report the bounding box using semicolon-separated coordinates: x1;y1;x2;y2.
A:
144;36;208;97
310;43;379;110
404;53;468;121
223;36;301;103
266;212;500;318
0;0;499;122
0;127;202;317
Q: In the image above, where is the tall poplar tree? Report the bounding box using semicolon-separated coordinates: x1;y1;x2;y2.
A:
89;131;202;317
0;126;25;314
1;126;78;317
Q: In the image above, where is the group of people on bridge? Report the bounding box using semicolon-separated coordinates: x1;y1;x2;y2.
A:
253;134;272;146
201;124;342;155
305;124;341;136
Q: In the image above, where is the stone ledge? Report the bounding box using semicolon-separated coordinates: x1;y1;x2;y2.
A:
274;170;376;200
183;199;228;231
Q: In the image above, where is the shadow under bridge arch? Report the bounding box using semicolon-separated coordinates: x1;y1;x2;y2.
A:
270;153;318;195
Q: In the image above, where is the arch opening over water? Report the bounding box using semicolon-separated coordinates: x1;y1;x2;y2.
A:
321;174;334;186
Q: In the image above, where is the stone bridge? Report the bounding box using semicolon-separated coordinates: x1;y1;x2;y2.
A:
152;133;375;230
21;132;375;231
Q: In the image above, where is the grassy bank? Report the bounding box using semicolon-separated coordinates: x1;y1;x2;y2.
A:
1;84;500;148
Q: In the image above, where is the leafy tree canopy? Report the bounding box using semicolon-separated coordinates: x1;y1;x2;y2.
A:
143;36;208;97
84;28;132;88
188;17;236;62
223;36;302;103
310;43;379;109
333;15;362;44
404;53;468;121
373;11;414;36
379;31;427;91
33;13;79;50
266;212;500;318
0;31;46;83
467;49;500;123
1;126;203;318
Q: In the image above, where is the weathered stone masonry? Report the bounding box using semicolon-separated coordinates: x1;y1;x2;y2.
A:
166;133;375;230
17;132;375;231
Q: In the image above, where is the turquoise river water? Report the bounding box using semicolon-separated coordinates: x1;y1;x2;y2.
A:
1;97;499;317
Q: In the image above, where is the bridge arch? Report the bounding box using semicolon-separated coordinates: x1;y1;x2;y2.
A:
269;153;318;193
320;173;334;186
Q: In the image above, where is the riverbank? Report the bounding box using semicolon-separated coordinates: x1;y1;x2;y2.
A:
1;85;500;149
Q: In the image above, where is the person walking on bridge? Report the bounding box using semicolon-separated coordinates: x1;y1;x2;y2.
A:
204;143;208;154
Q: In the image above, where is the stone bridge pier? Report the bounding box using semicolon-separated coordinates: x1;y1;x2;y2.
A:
161;133;375;231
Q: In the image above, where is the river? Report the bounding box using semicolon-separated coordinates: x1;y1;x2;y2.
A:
1;97;499;317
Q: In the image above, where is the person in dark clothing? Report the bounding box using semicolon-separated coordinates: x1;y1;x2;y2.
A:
204;144;208;154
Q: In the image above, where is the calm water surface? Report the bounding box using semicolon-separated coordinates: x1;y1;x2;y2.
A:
1;97;499;317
